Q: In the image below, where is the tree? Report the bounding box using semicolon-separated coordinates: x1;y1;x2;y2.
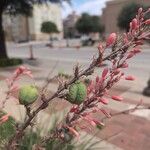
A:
75;13;104;35
41;21;58;34
91;16;104;34
0;0;70;59
117;2;142;31
41;21;58;45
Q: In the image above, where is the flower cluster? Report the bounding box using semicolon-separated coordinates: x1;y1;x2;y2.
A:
52;7;150;141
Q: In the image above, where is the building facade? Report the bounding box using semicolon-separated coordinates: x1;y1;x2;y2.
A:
3;2;63;42
63;11;80;38
101;0;150;35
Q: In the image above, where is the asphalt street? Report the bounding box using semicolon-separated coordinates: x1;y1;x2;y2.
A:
7;42;150;80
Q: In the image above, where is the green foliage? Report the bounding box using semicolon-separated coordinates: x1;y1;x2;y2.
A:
10;110;102;149
41;21;59;34
67;81;87;105
46;139;75;150
91;16;105;33
0;111;16;147
0;58;22;67
19;130;41;150
19;85;39;105
76;13;104;34
118;2;143;31
19;129;102;150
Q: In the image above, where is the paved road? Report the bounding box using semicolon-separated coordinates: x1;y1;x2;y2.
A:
7;43;150;79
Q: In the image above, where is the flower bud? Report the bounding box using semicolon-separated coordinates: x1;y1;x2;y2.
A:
111;95;123;101
106;33;117;47
98;43;104;53
138;8;143;14
125;75;135;81
131;18;138;30
132;48;141;54
102;68;109;79
98;98;109;105
126;52;135;59
145;19;150;25
121;63;128;68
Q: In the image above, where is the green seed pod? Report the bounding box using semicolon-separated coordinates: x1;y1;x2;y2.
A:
19;85;38;105
67;81;87;105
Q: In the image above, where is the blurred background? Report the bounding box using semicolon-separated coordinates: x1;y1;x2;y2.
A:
0;0;150;150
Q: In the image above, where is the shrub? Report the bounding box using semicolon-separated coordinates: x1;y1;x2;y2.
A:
0;58;22;67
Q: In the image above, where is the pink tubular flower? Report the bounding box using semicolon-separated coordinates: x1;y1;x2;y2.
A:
131;18;138;30
131;48;141;54
106;33;117;47
14;66;27;75
98;98;109;105
23;70;33;78
10;85;19;92
135;40;143;46
92;119;105;126
138;8;143;14
0;114;9;125
111;95;123;101
114;69;121;75
123;33;129;44
87;81;94;95
126;52;135;59
125;75;135;81
68;127;79;137
100;109;111;118
102;68;109;79
98;43;104;53
82;116;97;127
121;63;128;68
145;19;150;25
14;66;33;78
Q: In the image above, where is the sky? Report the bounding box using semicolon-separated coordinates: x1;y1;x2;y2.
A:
62;0;112;18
